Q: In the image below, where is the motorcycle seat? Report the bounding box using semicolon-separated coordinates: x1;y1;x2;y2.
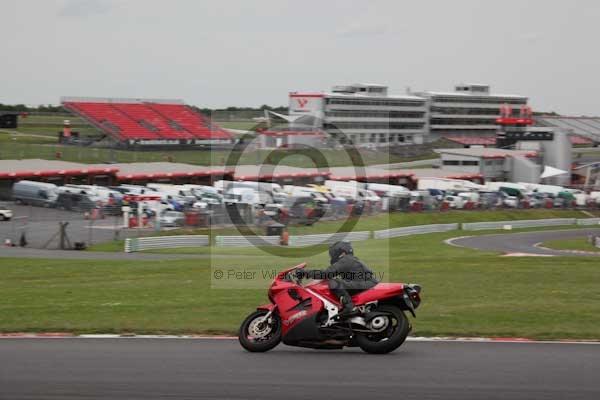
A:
352;283;404;305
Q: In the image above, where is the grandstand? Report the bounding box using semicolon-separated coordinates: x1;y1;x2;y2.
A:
443;133;592;147
61;97;232;147
537;116;600;144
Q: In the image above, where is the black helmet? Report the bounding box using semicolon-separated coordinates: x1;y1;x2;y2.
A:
329;241;353;264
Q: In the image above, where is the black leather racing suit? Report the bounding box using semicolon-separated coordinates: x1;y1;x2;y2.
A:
303;255;379;301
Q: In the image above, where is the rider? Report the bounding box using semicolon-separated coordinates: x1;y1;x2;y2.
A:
298;241;379;317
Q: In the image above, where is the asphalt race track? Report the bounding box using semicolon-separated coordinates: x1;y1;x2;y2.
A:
0;338;598;400
449;228;600;256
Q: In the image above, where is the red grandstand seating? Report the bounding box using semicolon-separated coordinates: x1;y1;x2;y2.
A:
147;103;231;140
64;102;161;140
112;103;194;140
62;99;232;143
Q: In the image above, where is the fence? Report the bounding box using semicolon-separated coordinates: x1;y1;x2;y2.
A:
288;231;371;247
373;223;459;239
576;218;600;226
125;235;209;252
122;218;600;251
461;218;577;231
215;235;281;247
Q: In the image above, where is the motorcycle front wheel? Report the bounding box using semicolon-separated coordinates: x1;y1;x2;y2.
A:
238;310;282;352
355;305;410;354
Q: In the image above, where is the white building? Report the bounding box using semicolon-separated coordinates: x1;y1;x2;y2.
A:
288;83;428;146
435;147;541;182
284;83;531;146
414;84;529;139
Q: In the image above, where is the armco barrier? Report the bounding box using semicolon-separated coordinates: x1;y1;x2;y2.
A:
462;218;576;231
215;235;281;247
576;218;600;226
373;223;459;239
125;235;209;252
288;231;371;247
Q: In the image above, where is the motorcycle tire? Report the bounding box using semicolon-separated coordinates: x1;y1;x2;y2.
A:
238;310;282;352
355;305;410;354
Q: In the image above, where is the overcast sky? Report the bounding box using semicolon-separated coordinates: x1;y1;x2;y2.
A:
2;0;599;115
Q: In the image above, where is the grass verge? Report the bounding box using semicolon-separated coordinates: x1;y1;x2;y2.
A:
2;230;600;339
542;237;600;253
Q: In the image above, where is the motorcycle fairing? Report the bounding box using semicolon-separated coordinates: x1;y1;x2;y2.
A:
304;281;405;305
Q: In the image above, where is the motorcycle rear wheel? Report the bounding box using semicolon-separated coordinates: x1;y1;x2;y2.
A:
355;305;410;354
238;310;282;352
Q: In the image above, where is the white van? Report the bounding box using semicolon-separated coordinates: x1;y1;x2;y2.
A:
223;187;272;206
458;191;480;204
146;183;196;204
65;184;122;204
217;181;287;203
589;192;600;205
325;181;381;208
115;184;157;196
57;185;98;201
366;183;410;197
283;185;329;204
12;180;59;207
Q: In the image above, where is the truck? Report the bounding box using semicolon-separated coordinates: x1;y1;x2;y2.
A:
365;183;410;197
417;177;483;192
223;187;272;206
485;182;526;198
324;180;382;204
216;180;288;203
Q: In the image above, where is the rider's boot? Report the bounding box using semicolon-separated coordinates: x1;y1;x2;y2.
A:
338;295;359;318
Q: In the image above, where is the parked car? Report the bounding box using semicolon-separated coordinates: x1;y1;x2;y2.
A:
0;204;12;221
12;180;59;207
182;185;223;207
443;195;457;209
524;195;542;208
280;196;325;225
147;184;197;205
263;203;284;221
55;192;96;211
159;211;185;227
478;191;503;208
503;195;519;208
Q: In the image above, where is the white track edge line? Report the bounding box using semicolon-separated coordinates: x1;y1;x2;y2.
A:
1;334;598;344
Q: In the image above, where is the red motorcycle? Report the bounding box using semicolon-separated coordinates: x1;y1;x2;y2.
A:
239;263;422;354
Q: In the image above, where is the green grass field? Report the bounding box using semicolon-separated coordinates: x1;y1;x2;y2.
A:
0;130;411;166
1;114;437;165
1;230;599;339
542;237;600;253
